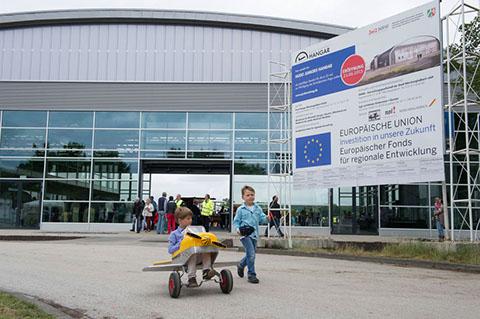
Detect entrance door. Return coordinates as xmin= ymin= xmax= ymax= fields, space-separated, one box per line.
xmin=331 ymin=186 xmax=378 ymax=235
xmin=0 ymin=180 xmax=42 ymax=229
xmin=139 ymin=160 xmax=233 ymax=231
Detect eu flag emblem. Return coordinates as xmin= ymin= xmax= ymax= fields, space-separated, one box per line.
xmin=296 ymin=132 xmax=331 ymax=169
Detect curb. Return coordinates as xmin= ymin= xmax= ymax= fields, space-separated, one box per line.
xmin=1 ymin=289 xmax=90 ymax=319
xmin=0 ymin=235 xmax=84 ymax=241
xmin=252 ymin=248 xmax=480 ymax=274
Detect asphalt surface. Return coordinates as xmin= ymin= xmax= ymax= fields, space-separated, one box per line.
xmin=0 ymin=236 xmax=479 ymax=319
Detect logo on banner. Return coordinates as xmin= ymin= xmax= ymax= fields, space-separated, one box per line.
xmin=368 ymin=109 xmax=381 ymax=121
xmin=296 ymin=133 xmax=332 ymax=169
xmin=295 ymin=51 xmax=308 ymax=63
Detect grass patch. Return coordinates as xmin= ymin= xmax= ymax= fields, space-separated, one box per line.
xmin=297 ymin=242 xmax=480 ymax=265
xmin=379 ymin=242 xmax=480 ymax=265
xmin=0 ymin=292 xmax=54 ymax=319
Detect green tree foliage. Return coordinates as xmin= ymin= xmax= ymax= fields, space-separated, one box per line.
xmin=448 ymin=16 xmax=480 ymax=98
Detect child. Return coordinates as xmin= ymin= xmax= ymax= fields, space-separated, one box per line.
xmin=168 ymin=207 xmax=215 ymax=287
xmin=233 ymin=185 xmax=268 ymax=284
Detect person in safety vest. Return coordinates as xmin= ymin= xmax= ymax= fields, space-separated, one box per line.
xmin=175 ymin=194 xmax=185 ymax=208
xmin=201 ymin=194 xmax=214 ymax=232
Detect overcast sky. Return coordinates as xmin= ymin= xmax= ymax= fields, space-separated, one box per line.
xmin=0 ymin=0 xmax=475 ymax=29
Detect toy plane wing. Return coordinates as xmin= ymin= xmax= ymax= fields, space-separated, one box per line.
xmin=143 ymin=263 xmax=184 ymax=272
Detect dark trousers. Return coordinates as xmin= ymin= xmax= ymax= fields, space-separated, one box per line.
xmin=201 ymin=215 xmax=211 ymax=232
xmin=265 ymin=217 xmax=284 ymax=236
xmin=135 ymin=216 xmax=143 ymax=233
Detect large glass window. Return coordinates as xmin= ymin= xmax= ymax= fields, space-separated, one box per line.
xmin=141 ymin=131 xmax=185 ymax=150
xmin=49 ymin=112 xmax=93 ymax=128
xmin=90 ymin=202 xmax=133 ymax=223
xmin=235 ymin=113 xmax=267 ymax=129
xmin=0 ymin=129 xmax=46 ymax=149
xmin=44 ymin=180 xmax=90 ymax=201
xmin=94 ymin=130 xmax=139 ymax=149
xmin=46 ymin=159 xmax=91 ymax=179
xmin=95 ymin=112 xmax=140 ymax=128
xmin=42 ymin=201 xmax=88 ymax=223
xmin=234 ymin=152 xmax=268 ymax=160
xmin=234 ymin=161 xmax=267 ymax=175
xmin=0 ymin=180 xmax=42 ymax=228
xmin=47 ymin=129 xmax=92 ymax=149
xmin=234 ymin=131 xmax=267 ymax=151
xmin=188 ymin=131 xmax=232 ymax=151
xmin=380 ymin=184 xmax=429 ymax=206
xmin=92 ymin=181 xmax=137 ymax=201
xmin=380 ymin=207 xmax=430 ymax=228
xmin=188 ymin=113 xmax=233 ymax=129
xmin=0 ymin=159 xmax=44 ymax=178
xmin=93 ymin=160 xmax=138 ymax=180
xmin=141 ymin=112 xmax=186 ymax=129
xmin=2 ymin=111 xmax=47 ymax=127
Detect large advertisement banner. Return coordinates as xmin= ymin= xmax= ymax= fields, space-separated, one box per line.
xmin=292 ymin=1 xmax=444 ymax=188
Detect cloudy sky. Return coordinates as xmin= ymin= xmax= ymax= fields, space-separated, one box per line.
xmin=0 ymin=0 xmax=475 ymax=29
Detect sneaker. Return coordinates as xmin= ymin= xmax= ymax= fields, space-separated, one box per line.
xmin=187 ymin=277 xmax=199 ymax=288
xmin=202 ymin=269 xmax=215 ymax=280
xmin=237 ymin=264 xmax=244 ymax=278
xmin=248 ymin=276 xmax=260 ymax=284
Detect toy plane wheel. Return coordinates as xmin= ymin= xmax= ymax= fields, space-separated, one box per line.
xmin=219 ymin=269 xmax=233 ymax=294
xmin=168 ymin=272 xmax=182 ymax=298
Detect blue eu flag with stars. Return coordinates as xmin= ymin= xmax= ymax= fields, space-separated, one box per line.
xmin=296 ymin=132 xmax=332 ymax=169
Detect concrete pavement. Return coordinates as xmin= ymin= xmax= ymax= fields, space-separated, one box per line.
xmin=0 ymin=236 xmax=479 ymax=319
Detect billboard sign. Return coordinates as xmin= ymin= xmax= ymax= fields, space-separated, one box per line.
xmin=292 ymin=1 xmax=445 ymax=188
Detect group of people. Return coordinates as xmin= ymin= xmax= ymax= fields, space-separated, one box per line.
xmin=130 ymin=193 xmax=217 ymax=234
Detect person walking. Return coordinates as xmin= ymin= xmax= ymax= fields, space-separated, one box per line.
xmin=150 ymin=195 xmax=158 ymax=230
xmin=265 ymin=195 xmax=284 ymax=237
xmin=233 ymin=185 xmax=268 ymax=284
xmin=143 ymin=197 xmax=154 ymax=232
xmin=156 ymin=192 xmax=168 ymax=234
xmin=200 ymin=194 xmax=214 ymax=232
xmin=130 ymin=197 xmax=144 ymax=233
xmin=434 ymin=197 xmax=445 ymax=241
xmin=166 ymin=196 xmax=177 ymax=234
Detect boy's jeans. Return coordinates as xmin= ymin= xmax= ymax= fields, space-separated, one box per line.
xmin=240 ymin=236 xmax=257 ymax=277
xmin=156 ymin=212 xmax=166 ymax=234
xmin=436 ymin=219 xmax=444 ymax=238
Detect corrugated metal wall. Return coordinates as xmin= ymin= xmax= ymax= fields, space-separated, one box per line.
xmin=0 ymin=24 xmax=321 ymax=82
xmin=0 ymin=81 xmax=282 ymax=112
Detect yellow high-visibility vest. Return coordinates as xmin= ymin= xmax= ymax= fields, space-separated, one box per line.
xmin=201 ymin=200 xmax=214 ymax=216
xmin=175 ymin=199 xmax=184 ymax=208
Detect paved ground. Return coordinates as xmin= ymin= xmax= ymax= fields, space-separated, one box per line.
xmin=0 ymin=236 xmax=479 ymax=319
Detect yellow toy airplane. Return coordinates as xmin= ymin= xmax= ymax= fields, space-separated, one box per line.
xmin=142 ymin=226 xmax=237 ymax=298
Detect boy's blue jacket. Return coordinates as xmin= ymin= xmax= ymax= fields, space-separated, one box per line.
xmin=233 ymin=203 xmax=267 ymax=240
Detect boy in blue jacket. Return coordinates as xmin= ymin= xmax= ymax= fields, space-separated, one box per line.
xmin=233 ymin=185 xmax=268 ymax=284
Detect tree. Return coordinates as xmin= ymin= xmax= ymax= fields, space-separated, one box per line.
xmin=447 ymin=16 xmax=480 ymax=100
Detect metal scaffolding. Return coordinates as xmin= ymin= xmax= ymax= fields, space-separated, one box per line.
xmin=443 ymin=0 xmax=480 ymax=241
xmin=267 ymin=61 xmax=293 ymax=248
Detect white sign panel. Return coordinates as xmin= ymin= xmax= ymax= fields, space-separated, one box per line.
xmin=292 ymin=1 xmax=444 ymax=188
